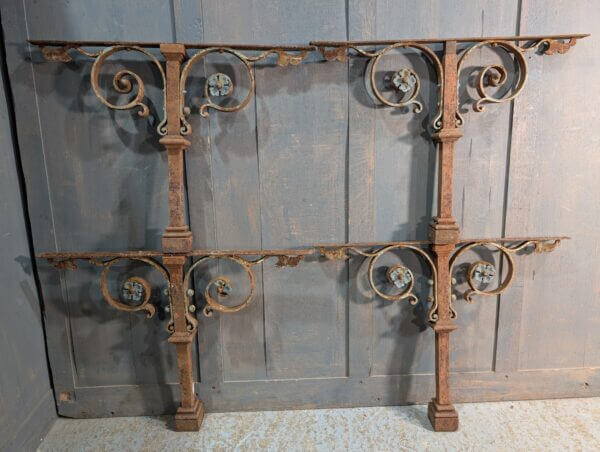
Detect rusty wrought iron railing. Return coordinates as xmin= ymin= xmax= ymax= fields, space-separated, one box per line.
xmin=31 ymin=33 xmax=587 ymax=432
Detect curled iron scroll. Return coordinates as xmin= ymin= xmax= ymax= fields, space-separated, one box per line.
xmin=319 ymin=43 xmax=444 ymax=130
xmin=98 ymin=257 xmax=170 ymax=319
xmin=90 ymin=45 xmax=168 ymax=135
xmin=184 ymin=253 xmax=304 ymax=316
xmin=449 ymin=239 xmax=561 ymax=308
xmin=449 ymin=242 xmax=515 ymax=304
xmin=184 ymin=255 xmax=256 ymax=315
xmin=368 ymin=43 xmax=444 ymax=129
xmin=179 ymin=48 xmax=308 ymax=135
xmin=456 ymin=40 xmax=527 ymax=125
xmin=320 ymin=244 xmax=439 ymax=322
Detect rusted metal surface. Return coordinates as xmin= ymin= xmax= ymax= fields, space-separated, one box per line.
xmin=314 ymin=35 xmax=586 ymax=130
xmin=310 ymin=33 xmax=588 ymax=46
xmin=31 ymin=33 xmax=583 ymax=433
xmin=30 ymin=39 xmax=314 ymax=50
xmin=42 ymin=236 xmax=565 ymax=325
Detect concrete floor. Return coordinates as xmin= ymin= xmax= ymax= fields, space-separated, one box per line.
xmin=38 ymin=398 xmax=600 ymax=451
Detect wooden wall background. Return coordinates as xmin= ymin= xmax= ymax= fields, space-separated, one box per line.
xmin=0 ymin=12 xmax=55 ymax=450
xmin=1 ymin=0 xmax=598 ymax=418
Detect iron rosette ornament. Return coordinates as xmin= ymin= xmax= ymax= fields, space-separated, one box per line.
xmin=45 ymin=255 xmax=183 ymax=331
xmin=183 ymin=253 xmax=305 ymax=317
xmin=318 ymin=42 xmax=444 ymax=130
xmin=449 ymin=238 xmax=563 ymax=310
xmin=178 ymin=47 xmax=309 ymax=135
xmin=319 ymin=244 xmax=440 ymax=323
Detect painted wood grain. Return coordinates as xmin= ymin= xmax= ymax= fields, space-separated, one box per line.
xmin=19 ymin=0 xmax=179 ymax=391
xmin=0 ymin=10 xmax=56 ymax=447
xmin=500 ymin=0 xmax=600 ymax=371
xmin=254 ymin=4 xmax=348 ymax=377
xmin=52 ymin=366 xmax=599 ymax=416
xmin=347 ymin=0 xmax=377 ymax=379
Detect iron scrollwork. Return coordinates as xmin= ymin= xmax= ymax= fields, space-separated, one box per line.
xmin=39 ymin=44 xmax=169 ymax=135
xmin=37 ymin=43 xmax=310 ymax=137
xmin=315 ymin=35 xmax=581 ymax=129
xmin=183 ymin=253 xmax=305 ymax=317
xmin=456 ymin=40 xmax=528 ymax=124
xmin=319 ymin=243 xmax=440 ymax=322
xmin=46 ymin=255 xmax=174 ymax=328
xmin=90 ymin=45 xmax=168 ymax=135
xmin=37 ymin=36 xmax=582 ymax=135
xmin=318 ymin=43 xmax=444 ymax=130
xmin=456 ymin=37 xmax=580 ymax=125
xmin=449 ymin=238 xmax=562 ymax=307
xmin=178 ymin=47 xmax=308 ymax=134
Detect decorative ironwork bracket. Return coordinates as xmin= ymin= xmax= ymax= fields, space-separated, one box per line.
xmin=30 ymin=33 xmax=587 ymax=433
xmin=312 ymin=34 xmax=586 ymax=130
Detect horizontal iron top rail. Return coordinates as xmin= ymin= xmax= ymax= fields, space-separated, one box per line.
xmin=311 ymin=34 xmax=589 ymax=47
xmin=38 ymin=236 xmax=568 ymax=260
xmin=28 ymin=39 xmax=314 ymax=51
xmin=28 ymin=34 xmax=589 ymax=51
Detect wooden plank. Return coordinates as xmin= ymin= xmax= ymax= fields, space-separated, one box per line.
xmin=0 ymin=0 xmax=78 ymax=408
xmin=16 ymin=0 xmax=178 ymax=395
xmin=183 ymin=0 xmax=268 ymax=383
xmin=60 ymin=366 xmax=600 ymax=416
xmin=499 ymin=0 xmax=600 ymax=371
xmin=347 ymin=0 xmax=377 ymax=379
xmin=0 ymin=21 xmax=56 ymax=448
xmin=251 ymin=0 xmax=348 ymax=379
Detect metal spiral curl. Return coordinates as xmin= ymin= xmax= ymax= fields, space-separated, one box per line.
xmin=369 ymin=244 xmax=438 ymax=322
xmin=90 ymin=45 xmax=168 ymax=135
xmin=358 ymin=43 xmax=444 ymax=130
xmin=321 ymin=244 xmax=439 ymax=322
xmin=456 ymin=40 xmax=527 ymax=124
xmin=98 ymin=257 xmax=170 ymax=319
xmin=451 ymin=242 xmax=515 ymax=303
xmin=179 ymin=48 xmax=308 ymax=135
xmin=449 ymin=239 xmax=561 ymax=305
xmin=184 ymin=255 xmax=257 ymax=316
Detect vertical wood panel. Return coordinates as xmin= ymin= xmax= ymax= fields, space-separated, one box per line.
xmin=252 ymin=0 xmax=348 ymax=378
xmin=257 ymin=60 xmax=348 ymax=378
xmin=20 ymin=0 xmax=178 ymax=393
xmin=347 ymin=0 xmax=377 ymax=378
xmin=501 ymin=0 xmax=600 ymax=371
xmin=0 ymin=16 xmax=56 ymax=448
xmin=182 ymin=0 xmax=269 ymax=382
xmin=1 ymin=0 xmax=76 ymax=406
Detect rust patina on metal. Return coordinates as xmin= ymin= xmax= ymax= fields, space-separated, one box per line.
xmin=31 ymin=33 xmax=586 ymax=432
xmin=313 ymin=33 xmax=585 ymax=431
